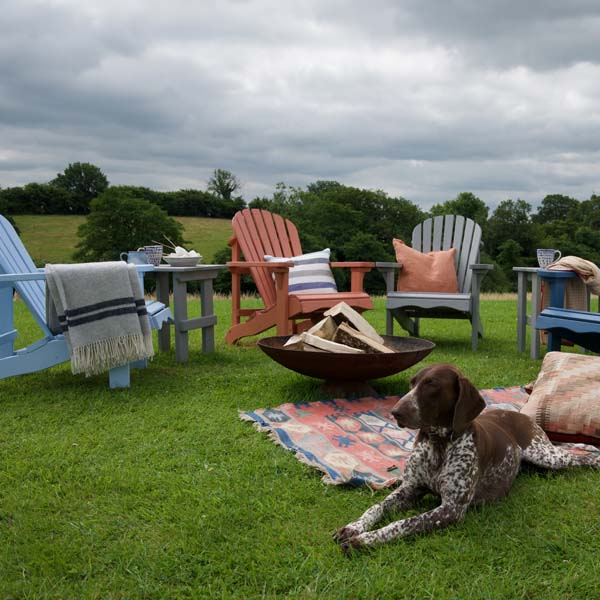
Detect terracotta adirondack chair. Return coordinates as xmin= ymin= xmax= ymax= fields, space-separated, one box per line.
xmin=0 ymin=214 xmax=171 ymax=388
xmin=225 ymin=208 xmax=375 ymax=344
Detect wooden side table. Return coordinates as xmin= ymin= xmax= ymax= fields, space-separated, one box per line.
xmin=153 ymin=264 xmax=224 ymax=362
xmin=513 ymin=266 xmax=543 ymax=359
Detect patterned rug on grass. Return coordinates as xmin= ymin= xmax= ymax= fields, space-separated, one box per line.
xmin=240 ymin=387 xmax=600 ymax=489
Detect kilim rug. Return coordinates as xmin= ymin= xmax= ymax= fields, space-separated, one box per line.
xmin=240 ymin=387 xmax=600 ymax=489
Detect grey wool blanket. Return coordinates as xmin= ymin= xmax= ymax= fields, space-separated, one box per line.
xmin=45 ymin=261 xmax=154 ymax=376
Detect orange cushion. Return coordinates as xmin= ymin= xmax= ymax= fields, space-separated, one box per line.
xmin=392 ymin=239 xmax=459 ymax=293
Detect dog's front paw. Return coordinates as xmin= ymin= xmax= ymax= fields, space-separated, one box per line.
xmin=339 ymin=534 xmax=367 ymax=555
xmin=333 ymin=524 xmax=363 ymax=544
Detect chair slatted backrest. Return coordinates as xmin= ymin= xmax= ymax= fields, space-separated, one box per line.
xmin=0 ymin=215 xmax=51 ymax=335
xmin=231 ymin=209 xmax=303 ymax=307
xmin=412 ymin=215 xmax=482 ymax=294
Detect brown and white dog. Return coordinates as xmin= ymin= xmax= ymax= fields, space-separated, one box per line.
xmin=333 ymin=363 xmax=600 ymax=552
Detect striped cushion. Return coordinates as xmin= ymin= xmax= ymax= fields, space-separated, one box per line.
xmin=264 ymin=248 xmax=338 ymax=294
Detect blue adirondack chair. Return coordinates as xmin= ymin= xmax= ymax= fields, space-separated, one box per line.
xmin=0 ymin=214 xmax=171 ymax=388
xmin=535 ymin=269 xmax=600 ymax=354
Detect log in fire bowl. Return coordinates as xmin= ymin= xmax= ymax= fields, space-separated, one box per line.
xmin=257 ymin=335 xmax=435 ymax=396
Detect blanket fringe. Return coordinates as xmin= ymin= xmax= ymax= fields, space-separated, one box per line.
xmin=71 ymin=333 xmax=154 ymax=376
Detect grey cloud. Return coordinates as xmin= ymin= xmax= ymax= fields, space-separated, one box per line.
xmin=1 ymin=0 xmax=600 ymax=211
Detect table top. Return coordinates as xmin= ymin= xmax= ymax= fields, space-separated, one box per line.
xmin=153 ymin=264 xmax=224 ymax=272
xmin=512 ymin=266 xmax=540 ymax=273
xmin=512 ymin=266 xmax=577 ymax=277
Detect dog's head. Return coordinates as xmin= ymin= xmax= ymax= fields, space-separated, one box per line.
xmin=391 ymin=363 xmax=486 ymax=435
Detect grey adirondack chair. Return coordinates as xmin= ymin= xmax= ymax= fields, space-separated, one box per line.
xmin=377 ymin=215 xmax=493 ymax=350
xmin=0 ymin=214 xmax=171 ymax=388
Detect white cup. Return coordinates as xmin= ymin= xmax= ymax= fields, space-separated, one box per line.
xmin=120 ymin=250 xmax=149 ymax=265
xmin=537 ymin=248 xmax=561 ymax=268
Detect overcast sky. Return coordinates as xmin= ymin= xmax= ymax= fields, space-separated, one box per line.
xmin=1 ymin=0 xmax=600 ymax=210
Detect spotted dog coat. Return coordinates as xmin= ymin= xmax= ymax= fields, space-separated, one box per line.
xmin=333 ymin=363 xmax=600 ymax=552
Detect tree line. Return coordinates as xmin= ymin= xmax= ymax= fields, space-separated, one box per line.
xmin=0 ymin=163 xmax=245 ymax=218
xmin=236 ymin=183 xmax=600 ymax=294
xmin=2 ymin=163 xmax=599 ymax=293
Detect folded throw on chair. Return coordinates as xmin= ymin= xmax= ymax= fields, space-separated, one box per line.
xmin=45 ymin=261 xmax=154 ymax=376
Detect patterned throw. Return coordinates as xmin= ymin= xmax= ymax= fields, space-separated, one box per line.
xmin=45 ymin=261 xmax=154 ymax=376
xmin=241 ymin=387 xmax=600 ymax=488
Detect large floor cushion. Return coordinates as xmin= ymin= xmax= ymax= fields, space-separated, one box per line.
xmin=521 ymin=351 xmax=600 ymax=445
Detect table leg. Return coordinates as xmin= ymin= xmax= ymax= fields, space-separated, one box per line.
xmin=530 ymin=274 xmax=541 ymax=359
xmin=516 ymin=272 xmax=526 ymax=353
xmin=173 ymin=273 xmax=189 ymax=362
xmin=155 ymin=272 xmax=171 ymax=352
xmin=200 ymin=278 xmax=215 ymax=353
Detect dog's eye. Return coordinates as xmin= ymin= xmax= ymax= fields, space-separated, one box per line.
xmin=422 ymin=377 xmax=438 ymax=388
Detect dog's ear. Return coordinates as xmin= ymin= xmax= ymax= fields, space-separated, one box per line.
xmin=452 ymin=375 xmax=486 ymax=434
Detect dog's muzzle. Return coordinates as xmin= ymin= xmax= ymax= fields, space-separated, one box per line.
xmin=391 ymin=388 xmax=421 ymax=429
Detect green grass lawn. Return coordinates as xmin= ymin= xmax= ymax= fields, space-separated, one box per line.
xmin=1 ymin=296 xmax=599 ymax=599
xmin=13 ymin=215 xmax=231 ymax=266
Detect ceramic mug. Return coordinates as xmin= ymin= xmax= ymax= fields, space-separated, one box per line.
xmin=537 ymin=248 xmax=561 ymax=268
xmin=138 ymin=245 xmax=163 ymax=266
xmin=120 ymin=250 xmax=149 ymax=265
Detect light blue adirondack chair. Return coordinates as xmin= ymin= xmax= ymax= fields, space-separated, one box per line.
xmin=0 ymin=214 xmax=171 ymax=388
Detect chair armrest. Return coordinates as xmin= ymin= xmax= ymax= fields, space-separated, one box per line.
xmin=376 ymin=262 xmax=404 ymax=293
xmin=470 ymin=264 xmax=494 ymax=273
xmin=470 ymin=264 xmax=494 ymax=289
xmin=227 ymin=261 xmax=294 ymax=270
xmin=225 ymin=260 xmax=294 ymax=274
xmin=375 ymin=262 xmax=403 ymax=270
xmin=0 ymin=272 xmax=46 ymax=284
xmin=330 ymin=262 xmax=374 ymax=293
xmin=470 ymin=265 xmax=493 ymax=299
xmin=330 ymin=261 xmax=375 ymax=269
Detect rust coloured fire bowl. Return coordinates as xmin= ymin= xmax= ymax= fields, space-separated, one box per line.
xmin=258 ymin=335 xmax=435 ymax=394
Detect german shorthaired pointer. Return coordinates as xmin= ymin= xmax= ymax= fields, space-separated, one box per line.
xmin=333 ymin=363 xmax=600 ymax=552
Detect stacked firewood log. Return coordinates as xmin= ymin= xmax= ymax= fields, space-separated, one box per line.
xmin=283 ymin=302 xmax=394 ymax=354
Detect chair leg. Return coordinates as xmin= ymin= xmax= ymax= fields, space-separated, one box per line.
xmin=546 ymin=331 xmax=562 ymax=352
xmin=386 ymin=309 xmax=394 ymax=336
xmin=391 ymin=308 xmax=418 ymax=336
xmin=109 ymin=363 xmax=131 ymax=388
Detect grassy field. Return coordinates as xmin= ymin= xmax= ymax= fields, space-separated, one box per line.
xmin=13 ymin=215 xmax=232 ymax=266
xmin=1 ymin=296 xmax=599 ymax=599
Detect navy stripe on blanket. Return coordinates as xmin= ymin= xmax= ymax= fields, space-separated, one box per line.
xmin=59 ymin=306 xmax=147 ymax=331
xmin=60 ymin=296 xmax=136 ymax=318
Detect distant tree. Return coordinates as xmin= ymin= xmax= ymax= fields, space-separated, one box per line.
xmin=496 ymin=239 xmax=524 ymax=271
xmin=51 ymin=162 xmax=109 ymax=213
xmin=74 ymin=188 xmax=185 ymax=262
xmin=532 ymin=194 xmax=579 ymax=224
xmin=430 ymin=192 xmax=489 ymax=225
xmin=0 ymin=192 xmax=18 ymax=232
xmin=25 ymin=183 xmax=75 ymax=213
xmin=248 ymin=180 xmax=424 ymax=294
xmin=576 ymin=195 xmax=600 ymax=229
xmin=207 ymin=169 xmax=241 ymax=202
xmin=533 ymin=194 xmax=600 ymax=266
xmin=0 ymin=183 xmax=75 ymax=214
xmin=485 ymin=199 xmax=542 ymax=258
